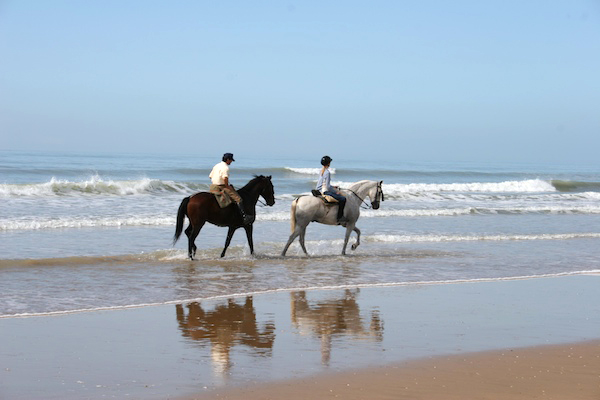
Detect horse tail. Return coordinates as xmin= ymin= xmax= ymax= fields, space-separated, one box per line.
xmin=290 ymin=197 xmax=298 ymax=233
xmin=173 ymin=196 xmax=190 ymax=245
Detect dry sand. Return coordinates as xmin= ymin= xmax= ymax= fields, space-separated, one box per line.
xmin=188 ymin=340 xmax=600 ymax=400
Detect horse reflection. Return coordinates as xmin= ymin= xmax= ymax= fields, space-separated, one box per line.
xmin=175 ymin=296 xmax=275 ymax=376
xmin=290 ymin=289 xmax=383 ymax=365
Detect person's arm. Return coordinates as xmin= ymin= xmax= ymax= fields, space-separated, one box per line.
xmin=324 ymin=170 xmax=334 ymax=193
xmin=328 ymin=171 xmax=341 ymax=194
xmin=222 ymin=163 xmax=232 ymax=188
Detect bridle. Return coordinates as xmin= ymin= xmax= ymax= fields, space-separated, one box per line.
xmin=256 ymin=177 xmax=275 ymax=207
xmin=344 ymin=181 xmax=384 ymax=209
xmin=371 ymin=181 xmax=385 ymax=209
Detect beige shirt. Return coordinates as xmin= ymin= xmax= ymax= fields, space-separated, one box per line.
xmin=209 ymin=161 xmax=230 ymax=185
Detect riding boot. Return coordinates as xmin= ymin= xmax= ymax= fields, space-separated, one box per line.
xmin=337 ymin=201 xmax=348 ymax=223
xmin=236 ymin=201 xmax=254 ymax=225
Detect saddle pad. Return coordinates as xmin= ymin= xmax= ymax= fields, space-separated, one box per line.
xmin=310 ymin=190 xmax=338 ymax=204
xmin=209 ymin=185 xmax=233 ymax=208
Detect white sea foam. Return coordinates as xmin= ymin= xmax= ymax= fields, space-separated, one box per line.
xmin=336 ymin=179 xmax=556 ymax=195
xmin=0 ymin=216 xmax=175 ymax=231
xmin=359 ymin=205 xmax=600 ymax=218
xmin=0 ymin=176 xmax=203 ymax=197
xmin=4 ymin=204 xmax=600 ymax=231
xmin=285 ymin=167 xmax=336 ymax=175
xmin=367 ymin=232 xmax=600 ymax=243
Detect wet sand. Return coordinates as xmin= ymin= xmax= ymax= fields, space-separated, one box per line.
xmin=1 ymin=275 xmax=599 ymax=399
xmin=188 ymin=340 xmax=600 ymax=400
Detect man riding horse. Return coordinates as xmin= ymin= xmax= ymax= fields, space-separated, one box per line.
xmin=209 ymin=153 xmax=253 ymax=225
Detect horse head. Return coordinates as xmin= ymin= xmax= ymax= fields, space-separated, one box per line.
xmin=240 ymin=175 xmax=275 ymax=206
xmin=370 ymin=180 xmax=384 ymax=210
xmin=259 ymin=175 xmax=276 ymax=206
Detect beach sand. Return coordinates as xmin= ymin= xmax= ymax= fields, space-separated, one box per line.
xmin=1 ymin=275 xmax=599 ymax=399
xmin=188 ymin=340 xmax=600 ymax=400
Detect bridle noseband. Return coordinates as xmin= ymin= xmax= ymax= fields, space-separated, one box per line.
xmin=371 ymin=181 xmax=384 ymax=209
xmin=257 ymin=177 xmax=275 ymax=207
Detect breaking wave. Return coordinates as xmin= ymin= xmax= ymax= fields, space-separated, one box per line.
xmin=285 ymin=167 xmax=336 ymax=175
xmin=4 ymin=205 xmax=600 ymax=231
xmin=367 ymin=232 xmax=600 ymax=243
xmin=4 ymin=177 xmax=599 ymax=199
xmin=339 ymin=179 xmax=557 ymax=194
xmin=0 ymin=175 xmax=207 ymax=197
xmin=0 ymin=215 xmax=176 ymax=231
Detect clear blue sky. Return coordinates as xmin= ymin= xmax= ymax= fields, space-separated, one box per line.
xmin=1 ymin=1 xmax=599 ymax=164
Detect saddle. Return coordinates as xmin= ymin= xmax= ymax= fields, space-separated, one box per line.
xmin=210 ymin=185 xmax=233 ymax=208
xmin=311 ymin=190 xmax=339 ymax=204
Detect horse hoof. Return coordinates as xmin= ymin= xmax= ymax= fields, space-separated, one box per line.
xmin=351 ymin=244 xmax=357 ymax=250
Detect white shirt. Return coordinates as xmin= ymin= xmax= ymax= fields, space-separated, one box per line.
xmin=209 ymin=161 xmax=230 ymax=185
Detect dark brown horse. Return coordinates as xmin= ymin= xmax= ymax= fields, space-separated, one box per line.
xmin=174 ymin=175 xmax=275 ymax=259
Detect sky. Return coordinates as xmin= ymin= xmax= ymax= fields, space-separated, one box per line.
xmin=1 ymin=1 xmax=599 ymax=165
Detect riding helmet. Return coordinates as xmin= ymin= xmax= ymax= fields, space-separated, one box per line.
xmin=321 ymin=155 xmax=332 ymax=166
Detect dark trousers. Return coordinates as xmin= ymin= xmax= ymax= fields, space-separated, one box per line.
xmin=324 ymin=191 xmax=346 ymax=220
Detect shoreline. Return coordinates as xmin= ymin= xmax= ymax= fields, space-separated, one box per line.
xmin=4 ymin=271 xmax=596 ymax=319
xmin=186 ymin=339 xmax=600 ymax=400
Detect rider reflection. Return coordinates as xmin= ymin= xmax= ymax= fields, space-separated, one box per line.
xmin=290 ymin=289 xmax=384 ymax=365
xmin=175 ymin=297 xmax=275 ymax=376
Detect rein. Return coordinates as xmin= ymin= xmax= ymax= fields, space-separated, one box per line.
xmin=344 ymin=189 xmax=371 ymax=209
xmin=342 ymin=182 xmax=384 ymax=209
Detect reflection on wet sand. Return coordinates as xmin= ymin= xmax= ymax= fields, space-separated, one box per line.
xmin=175 ymin=297 xmax=275 ymax=376
xmin=175 ymin=289 xmax=384 ymax=377
xmin=291 ymin=289 xmax=384 ymax=365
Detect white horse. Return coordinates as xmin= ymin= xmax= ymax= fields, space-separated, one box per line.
xmin=281 ymin=180 xmax=384 ymax=256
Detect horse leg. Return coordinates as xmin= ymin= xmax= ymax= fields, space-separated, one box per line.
xmin=281 ymin=230 xmax=299 ymax=256
xmin=184 ymin=225 xmax=196 ymax=258
xmin=282 ymin=223 xmax=309 ymax=256
xmin=221 ymin=226 xmax=237 ymax=258
xmin=341 ymin=224 xmax=356 ymax=255
xmin=244 ymin=224 xmax=254 ymax=255
xmin=299 ymin=227 xmax=308 ymax=255
xmin=351 ymin=226 xmax=361 ymax=251
xmin=188 ymin=222 xmax=204 ymax=260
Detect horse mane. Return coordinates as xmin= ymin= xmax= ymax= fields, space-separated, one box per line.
xmin=238 ymin=175 xmax=269 ymax=194
xmin=347 ymin=180 xmax=371 ymax=191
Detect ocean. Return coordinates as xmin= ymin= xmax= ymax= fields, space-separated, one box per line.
xmin=1 ymin=150 xmax=599 ymax=318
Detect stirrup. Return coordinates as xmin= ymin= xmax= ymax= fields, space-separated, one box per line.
xmin=242 ymin=214 xmax=254 ymax=225
xmin=236 ymin=203 xmax=252 ymax=225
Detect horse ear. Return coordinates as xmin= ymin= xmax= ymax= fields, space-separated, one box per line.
xmin=380 ymin=180 xmax=383 ymax=184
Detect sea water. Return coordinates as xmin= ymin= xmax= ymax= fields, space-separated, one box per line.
xmin=1 ymin=150 xmax=599 ymax=317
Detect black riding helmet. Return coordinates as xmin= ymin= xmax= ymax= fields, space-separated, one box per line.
xmin=321 ymin=155 xmax=332 ymax=166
